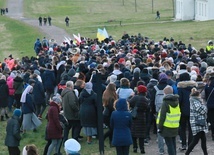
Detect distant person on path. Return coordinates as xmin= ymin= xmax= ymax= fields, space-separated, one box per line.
xmin=38 ymin=16 xmax=42 ymax=26
xmin=65 ymin=16 xmax=69 ymax=27
xmin=5 ymin=8 xmax=8 ymax=13
xmin=43 ymin=17 xmax=47 ymax=26
xmin=156 ymin=11 xmax=160 ymax=19
xmin=34 ymin=38 xmax=42 ymax=55
xmin=48 ymin=16 xmax=52 ymax=26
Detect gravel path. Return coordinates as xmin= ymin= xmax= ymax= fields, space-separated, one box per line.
xmin=6 ymin=0 xmax=72 ymax=43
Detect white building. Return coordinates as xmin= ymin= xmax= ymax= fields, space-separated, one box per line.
xmin=175 ymin=0 xmax=214 ymax=21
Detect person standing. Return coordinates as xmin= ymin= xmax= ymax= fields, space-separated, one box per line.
xmin=157 ymin=86 xmax=181 ymax=155
xmin=13 ymin=71 xmax=24 ymax=109
xmin=111 ymin=98 xmax=133 ymax=155
xmin=0 ymin=75 xmax=9 ymax=121
xmin=5 ymin=109 xmax=22 ymax=155
xmin=48 ymin=16 xmax=52 ymax=26
xmin=79 ymin=82 xmax=97 ymax=144
xmin=102 ymin=83 xmax=117 ymax=147
xmin=61 ymin=81 xmax=81 ymax=143
xmin=156 ymin=11 xmax=160 ymax=19
xmin=34 ymin=38 xmax=42 ymax=56
xmin=128 ymin=85 xmax=149 ymax=154
xmin=38 ymin=16 xmax=42 ymax=26
xmin=185 ymin=88 xmax=208 ymax=155
xmin=65 ymin=16 xmax=69 ymax=27
xmin=46 ymin=96 xmax=63 ymax=155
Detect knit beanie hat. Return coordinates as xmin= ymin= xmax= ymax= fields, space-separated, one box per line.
xmin=52 ymin=96 xmax=62 ymax=104
xmin=179 ymin=72 xmax=190 ymax=81
xmin=110 ymin=75 xmax=117 ymax=83
xmin=159 ymin=73 xmax=168 ymax=81
xmin=13 ymin=109 xmax=22 ymax=117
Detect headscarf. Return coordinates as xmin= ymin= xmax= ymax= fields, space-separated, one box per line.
xmin=20 ymin=85 xmax=33 ymax=103
xmin=85 ymin=82 xmax=92 ymax=94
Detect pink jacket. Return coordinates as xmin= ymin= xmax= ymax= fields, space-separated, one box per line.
xmin=7 ymin=76 xmax=15 ymax=95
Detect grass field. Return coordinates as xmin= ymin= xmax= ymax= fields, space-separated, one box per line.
xmin=0 ymin=0 xmax=214 ymax=154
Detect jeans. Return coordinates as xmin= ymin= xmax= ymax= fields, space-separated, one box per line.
xmin=180 ymin=115 xmax=193 ymax=147
xmin=158 ymin=133 xmax=165 ymax=154
xmin=185 ymin=131 xmax=208 ymax=155
xmin=8 ymin=95 xmax=15 ymax=112
xmin=47 ymin=139 xmax=62 ymax=155
xmin=116 ymin=146 xmax=130 ymax=155
xmin=164 ymin=137 xmax=176 ymax=155
xmin=63 ymin=120 xmax=81 ymax=143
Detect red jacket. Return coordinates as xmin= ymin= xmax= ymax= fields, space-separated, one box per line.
xmin=47 ymin=101 xmax=62 ymax=139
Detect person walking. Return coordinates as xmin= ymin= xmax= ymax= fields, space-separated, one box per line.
xmin=185 ymin=88 xmax=208 ymax=155
xmin=65 ymin=16 xmax=69 ymax=27
xmin=48 ymin=16 xmax=51 ymax=26
xmin=111 ymin=98 xmax=133 ymax=155
xmin=43 ymin=17 xmax=47 ymax=26
xmin=5 ymin=109 xmax=22 ymax=155
xmin=157 ymin=86 xmax=181 ymax=155
xmin=38 ymin=16 xmax=42 ymax=26
xmin=0 ymin=75 xmax=9 ymax=121
xmin=156 ymin=11 xmax=160 ymax=19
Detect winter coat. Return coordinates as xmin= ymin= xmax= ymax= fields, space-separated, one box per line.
xmin=189 ymin=97 xmax=208 ymax=136
xmin=13 ymin=76 xmax=24 ymax=95
xmin=42 ymin=70 xmax=56 ymax=90
xmin=32 ymin=78 xmax=45 ymax=105
xmin=0 ymin=79 xmax=9 ymax=108
xmin=21 ymin=93 xmax=35 ymax=114
xmin=129 ymin=94 xmax=149 ymax=138
xmin=111 ymin=99 xmax=133 ymax=146
xmin=6 ymin=76 xmax=15 ymax=95
xmin=47 ymin=101 xmax=63 ymax=139
xmin=205 ymin=80 xmax=214 ymax=109
xmin=79 ymin=89 xmax=97 ymax=127
xmin=5 ymin=116 xmax=21 ymax=147
xmin=158 ymin=94 xmax=180 ymax=137
xmin=177 ymin=80 xmax=197 ymax=116
xmin=61 ymin=88 xmax=79 ymax=120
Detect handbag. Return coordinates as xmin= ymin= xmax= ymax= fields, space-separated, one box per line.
xmin=131 ymin=106 xmax=138 ymax=119
xmin=195 ymin=118 xmax=206 ymax=127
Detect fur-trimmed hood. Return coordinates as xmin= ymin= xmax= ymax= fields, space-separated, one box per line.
xmin=177 ymin=80 xmax=198 ymax=88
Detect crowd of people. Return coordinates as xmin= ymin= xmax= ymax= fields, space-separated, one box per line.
xmin=1 ymin=7 xmax=8 ymax=15
xmin=1 ymin=33 xmax=214 ymax=155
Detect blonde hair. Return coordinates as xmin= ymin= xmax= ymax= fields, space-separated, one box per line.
xmin=190 ymin=88 xmax=200 ymax=96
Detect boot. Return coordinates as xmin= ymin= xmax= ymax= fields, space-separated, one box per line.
xmin=1 ymin=116 xmax=4 ymax=121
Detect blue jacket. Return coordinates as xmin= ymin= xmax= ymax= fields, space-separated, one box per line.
xmin=110 ymin=99 xmax=133 ymax=146
xmin=32 ymin=78 xmax=45 ymax=105
xmin=22 ymin=94 xmax=35 ymax=114
xmin=42 ymin=70 xmax=56 ymax=90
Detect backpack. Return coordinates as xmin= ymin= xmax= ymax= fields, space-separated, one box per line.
xmin=154 ymin=85 xmax=165 ymax=113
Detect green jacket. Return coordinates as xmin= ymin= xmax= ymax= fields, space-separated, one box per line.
xmin=158 ymin=94 xmax=180 ymax=138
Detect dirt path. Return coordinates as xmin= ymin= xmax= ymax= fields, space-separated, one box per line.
xmin=6 ymin=0 xmax=72 ymax=44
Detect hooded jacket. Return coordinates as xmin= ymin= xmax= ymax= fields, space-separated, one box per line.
xmin=110 ymin=99 xmax=133 ymax=146
xmin=158 ymin=94 xmax=180 ymax=137
xmin=177 ymin=80 xmax=197 ymax=116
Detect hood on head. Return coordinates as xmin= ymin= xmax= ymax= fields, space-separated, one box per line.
xmin=115 ymin=98 xmax=128 ymax=111
xmin=163 ymin=94 xmax=179 ymax=108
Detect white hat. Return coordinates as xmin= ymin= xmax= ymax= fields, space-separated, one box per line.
xmin=22 ymin=146 xmax=27 ymax=155
xmin=64 ymin=138 xmax=81 ymax=154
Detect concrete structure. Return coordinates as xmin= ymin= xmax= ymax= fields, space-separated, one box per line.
xmin=175 ymin=0 xmax=214 ymax=21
